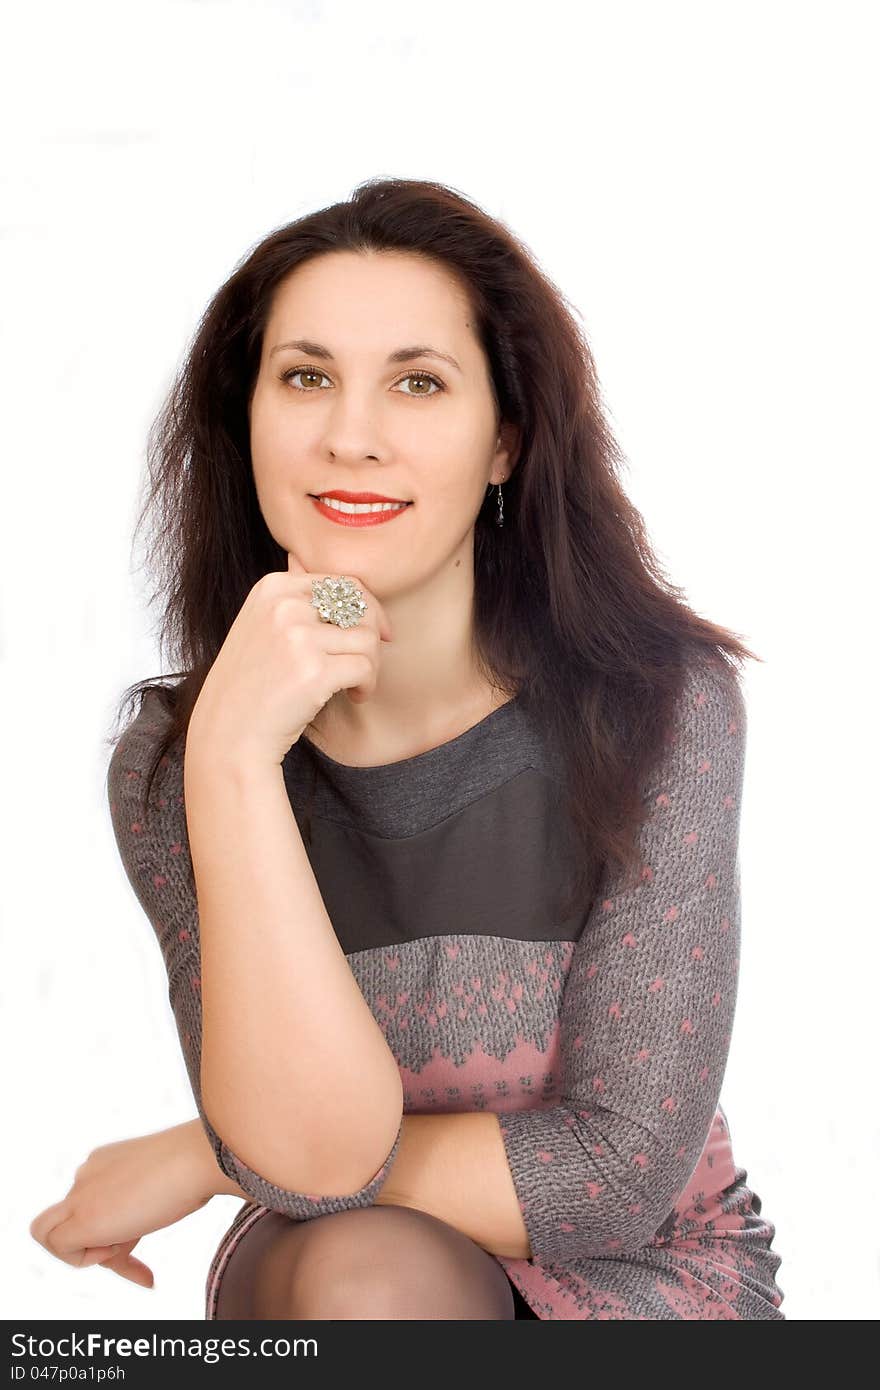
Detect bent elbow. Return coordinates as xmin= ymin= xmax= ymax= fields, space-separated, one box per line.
xmin=309 ymin=1103 xmax=404 ymax=1199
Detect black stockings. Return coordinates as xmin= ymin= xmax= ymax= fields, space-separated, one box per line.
xmin=213 ymin=1203 xmax=538 ymax=1320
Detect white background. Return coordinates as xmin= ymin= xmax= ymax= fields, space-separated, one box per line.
xmin=4 ymin=0 xmax=877 ymax=1323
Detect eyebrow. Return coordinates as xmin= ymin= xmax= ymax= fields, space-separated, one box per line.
xmin=268 ymin=338 xmax=462 ymax=374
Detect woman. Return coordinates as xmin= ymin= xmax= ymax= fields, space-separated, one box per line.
xmin=32 ymin=177 xmax=785 ymax=1319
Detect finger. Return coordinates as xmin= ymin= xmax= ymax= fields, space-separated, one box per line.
xmin=78 ymin=1243 xmax=125 ymax=1268
xmin=29 ymin=1199 xmax=72 ymax=1243
xmin=98 ymin=1250 xmax=154 ymax=1287
xmin=45 ymin=1213 xmax=126 ymax=1266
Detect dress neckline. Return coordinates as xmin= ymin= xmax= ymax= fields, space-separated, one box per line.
xmin=297 ymin=689 xmax=522 ymax=775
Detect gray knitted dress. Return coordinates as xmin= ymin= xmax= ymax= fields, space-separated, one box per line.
xmin=107 ymin=648 xmax=785 ymax=1319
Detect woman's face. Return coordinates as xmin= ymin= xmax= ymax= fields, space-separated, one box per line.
xmin=248 ymin=249 xmax=517 ymax=598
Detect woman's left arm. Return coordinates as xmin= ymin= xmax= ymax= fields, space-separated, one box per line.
xmin=491 ymin=653 xmax=748 ymax=1266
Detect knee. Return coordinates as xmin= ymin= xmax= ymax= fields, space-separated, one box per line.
xmin=292 ymin=1256 xmax=406 ymax=1320
xmin=286 ymin=1206 xmax=417 ymax=1315
xmin=285 ymin=1204 xmax=511 ymax=1321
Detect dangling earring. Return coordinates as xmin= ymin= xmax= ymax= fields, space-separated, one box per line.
xmin=492 ymin=434 xmax=506 ymax=527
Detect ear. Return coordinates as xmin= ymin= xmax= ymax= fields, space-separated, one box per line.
xmin=495 ymin=420 xmax=522 ymax=478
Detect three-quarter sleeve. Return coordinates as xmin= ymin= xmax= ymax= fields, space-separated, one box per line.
xmin=498 ymin=654 xmax=747 ymax=1263
xmin=106 ymin=691 xmax=403 ymax=1218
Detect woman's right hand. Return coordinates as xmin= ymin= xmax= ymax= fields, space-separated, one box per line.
xmin=187 ymin=551 xmax=394 ymax=767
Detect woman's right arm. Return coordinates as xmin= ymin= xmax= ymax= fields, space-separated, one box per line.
xmin=106 ymin=693 xmax=404 ymax=1220
xmin=184 ymin=722 xmax=403 ymax=1199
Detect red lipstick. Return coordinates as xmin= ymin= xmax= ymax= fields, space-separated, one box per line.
xmin=309 ymin=490 xmax=413 ymax=528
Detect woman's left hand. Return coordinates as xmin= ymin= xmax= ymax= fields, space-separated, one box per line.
xmin=29 ymin=1121 xmax=216 ymax=1288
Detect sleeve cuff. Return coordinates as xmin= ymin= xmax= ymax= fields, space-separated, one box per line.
xmin=208 ymin=1111 xmax=405 ymax=1220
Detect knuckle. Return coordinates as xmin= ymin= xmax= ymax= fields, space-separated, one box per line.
xmin=300 ymin=659 xmax=324 ymax=688
xmin=268 ymin=599 xmax=292 ymax=633
xmin=281 ymin=613 xmax=310 ymax=647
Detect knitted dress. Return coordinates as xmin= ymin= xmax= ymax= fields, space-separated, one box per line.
xmin=106 ymin=649 xmax=785 ymax=1320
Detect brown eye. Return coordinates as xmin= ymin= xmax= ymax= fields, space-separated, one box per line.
xmin=281 ymin=368 xmax=330 ymax=391
xmin=394 ymin=373 xmax=443 ymax=397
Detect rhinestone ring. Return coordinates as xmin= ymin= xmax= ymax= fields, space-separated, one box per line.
xmin=310 ymin=575 xmax=368 ymax=630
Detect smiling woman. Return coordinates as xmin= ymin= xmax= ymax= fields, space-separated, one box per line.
xmin=245 ymin=247 xmax=517 ymax=647
xmin=105 ymin=176 xmax=785 ymax=1320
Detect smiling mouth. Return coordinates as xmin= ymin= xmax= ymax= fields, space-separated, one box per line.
xmin=308 ymin=495 xmax=413 ymax=526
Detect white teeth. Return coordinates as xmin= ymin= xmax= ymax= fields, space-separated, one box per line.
xmin=317 ymin=497 xmax=407 ymax=514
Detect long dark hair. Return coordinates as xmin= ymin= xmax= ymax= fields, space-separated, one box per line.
xmin=108 ymin=175 xmax=760 ymax=921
